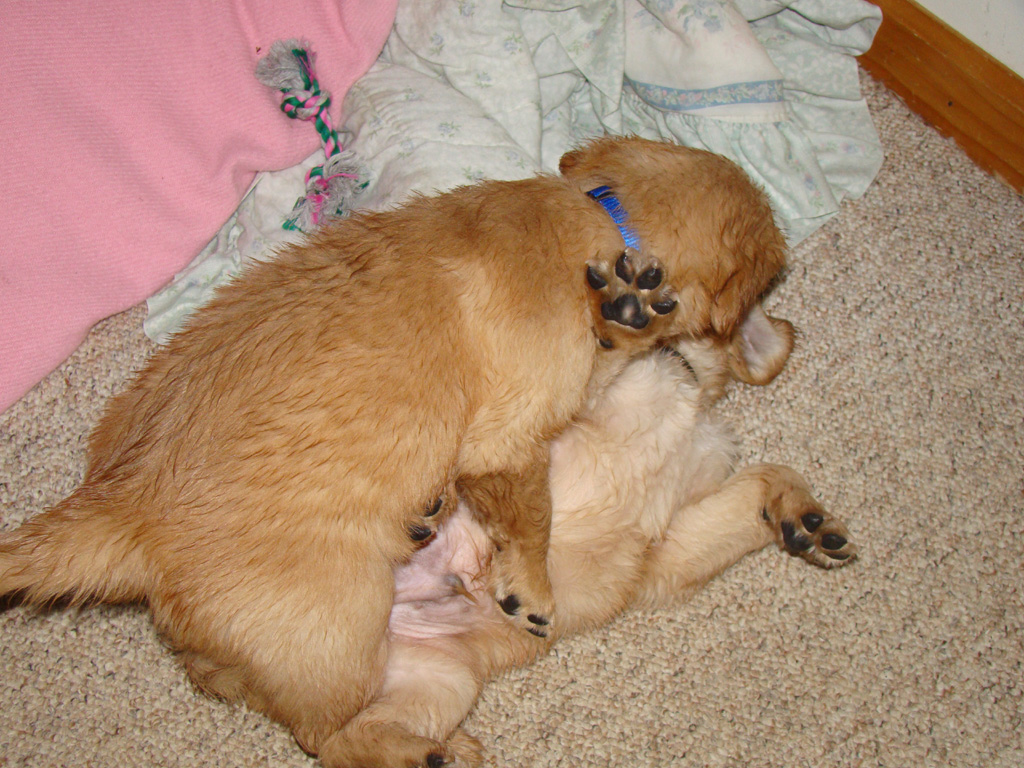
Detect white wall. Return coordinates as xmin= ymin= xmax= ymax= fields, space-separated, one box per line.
xmin=917 ymin=0 xmax=1024 ymax=77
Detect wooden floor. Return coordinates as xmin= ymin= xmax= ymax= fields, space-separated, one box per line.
xmin=859 ymin=0 xmax=1024 ymax=193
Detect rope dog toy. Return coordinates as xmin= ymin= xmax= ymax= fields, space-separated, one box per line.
xmin=256 ymin=39 xmax=363 ymax=232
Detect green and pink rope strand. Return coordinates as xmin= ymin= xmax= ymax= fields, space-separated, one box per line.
xmin=256 ymin=40 xmax=363 ymax=232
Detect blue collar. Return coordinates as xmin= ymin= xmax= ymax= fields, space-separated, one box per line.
xmin=586 ymin=185 xmax=641 ymax=250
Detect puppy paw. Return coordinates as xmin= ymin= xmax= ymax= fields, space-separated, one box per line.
xmin=490 ymin=546 xmax=555 ymax=638
xmin=758 ymin=465 xmax=857 ymax=568
xmin=587 ymin=248 xmax=678 ymax=350
xmin=407 ymin=494 xmax=451 ymax=546
xmin=321 ymin=722 xmax=449 ymax=768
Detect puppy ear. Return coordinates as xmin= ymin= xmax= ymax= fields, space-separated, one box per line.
xmin=727 ymin=303 xmax=795 ymax=385
xmin=558 ymin=147 xmax=584 ymax=176
xmin=709 ymin=203 xmax=789 ymax=337
xmin=558 ymin=137 xmax=616 ymax=183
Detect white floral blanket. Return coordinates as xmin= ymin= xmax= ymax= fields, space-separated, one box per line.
xmin=146 ymin=0 xmax=883 ymax=343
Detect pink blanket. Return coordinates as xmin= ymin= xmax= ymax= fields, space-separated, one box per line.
xmin=0 ymin=1 xmax=397 ymax=414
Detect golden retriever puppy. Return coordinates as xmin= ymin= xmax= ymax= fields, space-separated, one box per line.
xmin=0 ymin=138 xmax=786 ymax=761
xmin=335 ymin=302 xmax=857 ymax=768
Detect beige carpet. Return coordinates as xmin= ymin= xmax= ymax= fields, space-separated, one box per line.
xmin=2 ymin=73 xmax=1022 ymax=767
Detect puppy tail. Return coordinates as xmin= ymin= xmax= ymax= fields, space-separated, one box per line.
xmin=0 ymin=489 xmax=149 ymax=607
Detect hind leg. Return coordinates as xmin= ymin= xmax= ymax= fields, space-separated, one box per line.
xmin=173 ymin=612 xmax=391 ymax=757
xmin=635 ymin=464 xmax=856 ymax=609
xmin=170 ymin=618 xmax=389 ymax=757
xmin=320 ymin=641 xmax=488 ymax=768
xmin=153 ymin=544 xmax=397 ymax=756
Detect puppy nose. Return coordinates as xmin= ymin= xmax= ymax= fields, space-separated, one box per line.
xmin=601 ymin=295 xmax=649 ymax=329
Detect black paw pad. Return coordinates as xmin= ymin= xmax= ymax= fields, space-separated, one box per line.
xmin=425 ymin=497 xmax=444 ymax=518
xmin=527 ymin=626 xmax=548 ymax=638
xmin=499 ymin=595 xmax=521 ymax=616
xmin=821 ymin=533 xmax=847 ymax=551
xmin=801 ymin=512 xmax=824 ymax=532
xmin=527 ymin=613 xmax=549 ymax=626
xmin=586 ymin=265 xmax=608 ymax=289
xmin=781 ymin=521 xmax=811 ymax=553
xmin=426 ymin=753 xmax=446 ymax=768
xmin=636 ymin=266 xmax=663 ymax=290
xmin=409 ymin=524 xmax=433 ymax=542
xmin=601 ymin=295 xmax=649 ymax=329
xmin=651 ymin=298 xmax=677 ymax=315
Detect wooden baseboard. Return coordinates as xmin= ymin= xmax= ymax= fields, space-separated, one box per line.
xmin=859 ymin=0 xmax=1024 ymax=192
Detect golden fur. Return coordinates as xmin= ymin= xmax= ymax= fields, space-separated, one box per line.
xmin=0 ymin=138 xmax=788 ymax=762
xmin=340 ymin=303 xmax=857 ymax=767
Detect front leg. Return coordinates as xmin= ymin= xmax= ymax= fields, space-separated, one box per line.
xmin=634 ymin=464 xmax=856 ymax=610
xmin=459 ymin=454 xmax=555 ymax=638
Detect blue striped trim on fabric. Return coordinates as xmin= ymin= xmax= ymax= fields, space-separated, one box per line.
xmin=628 ymin=78 xmax=785 ymax=112
xmin=586 ymin=185 xmax=641 ymax=250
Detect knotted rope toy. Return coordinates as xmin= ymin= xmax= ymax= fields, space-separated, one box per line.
xmin=255 ymin=39 xmax=363 ymax=232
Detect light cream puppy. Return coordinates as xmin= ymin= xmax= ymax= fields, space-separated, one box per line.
xmin=339 ymin=302 xmax=857 ymax=768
